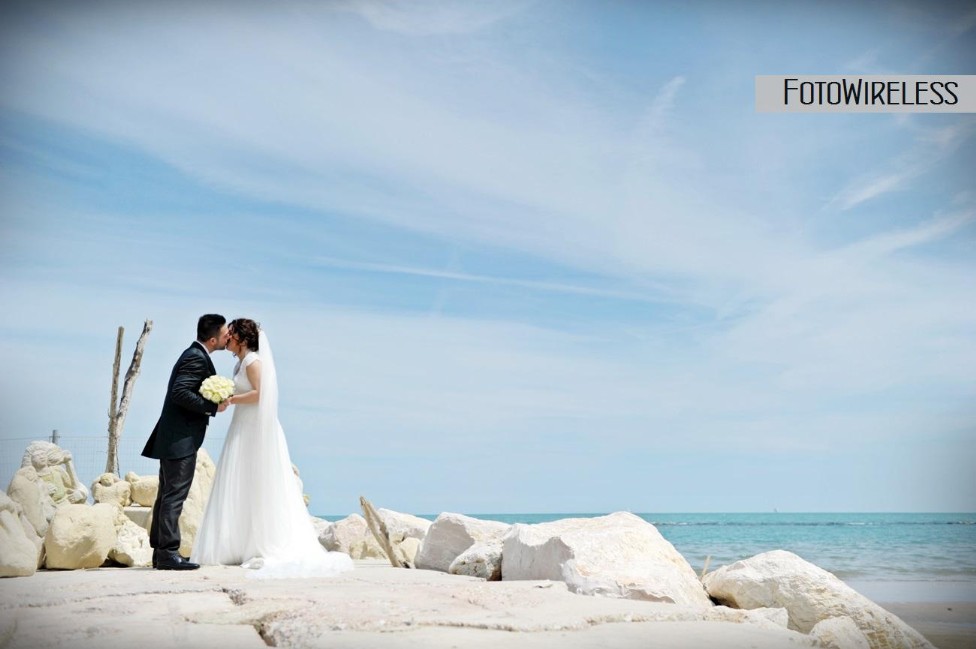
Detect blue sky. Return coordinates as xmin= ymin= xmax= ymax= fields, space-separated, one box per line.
xmin=1 ymin=0 xmax=974 ymax=514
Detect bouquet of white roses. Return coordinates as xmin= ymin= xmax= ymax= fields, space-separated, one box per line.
xmin=200 ymin=375 xmax=235 ymax=404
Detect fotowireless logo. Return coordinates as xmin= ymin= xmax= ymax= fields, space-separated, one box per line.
xmin=756 ymin=75 xmax=976 ymax=113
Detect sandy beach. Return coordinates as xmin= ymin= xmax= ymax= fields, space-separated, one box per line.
xmin=1 ymin=560 xmax=972 ymax=649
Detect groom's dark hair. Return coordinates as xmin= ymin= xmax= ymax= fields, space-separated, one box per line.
xmin=197 ymin=314 xmax=226 ymax=342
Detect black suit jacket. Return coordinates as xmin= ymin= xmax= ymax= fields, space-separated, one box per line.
xmin=142 ymin=342 xmax=219 ymax=460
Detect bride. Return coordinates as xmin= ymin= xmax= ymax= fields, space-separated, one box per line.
xmin=191 ymin=318 xmax=353 ymax=578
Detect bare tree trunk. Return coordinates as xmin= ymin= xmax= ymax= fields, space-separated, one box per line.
xmin=105 ymin=320 xmax=153 ymax=475
xmin=105 ymin=327 xmax=124 ymax=474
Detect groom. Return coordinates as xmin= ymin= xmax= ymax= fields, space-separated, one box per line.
xmin=142 ymin=314 xmax=230 ymax=570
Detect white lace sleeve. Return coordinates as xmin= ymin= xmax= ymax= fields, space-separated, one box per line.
xmin=242 ymin=351 xmax=260 ymax=368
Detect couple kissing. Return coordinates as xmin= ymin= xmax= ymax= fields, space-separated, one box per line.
xmin=141 ymin=314 xmax=353 ymax=578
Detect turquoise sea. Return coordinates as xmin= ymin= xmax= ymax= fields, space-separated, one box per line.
xmin=322 ymin=512 xmax=976 ymax=603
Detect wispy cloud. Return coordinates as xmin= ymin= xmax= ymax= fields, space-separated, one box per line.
xmin=828 ymin=120 xmax=975 ymax=210
xmin=1 ymin=1 xmax=974 ymax=511
xmin=334 ymin=0 xmax=531 ymax=35
xmin=307 ymin=255 xmax=685 ymax=305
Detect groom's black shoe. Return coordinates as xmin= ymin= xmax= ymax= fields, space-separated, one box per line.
xmin=154 ymin=551 xmax=200 ymax=570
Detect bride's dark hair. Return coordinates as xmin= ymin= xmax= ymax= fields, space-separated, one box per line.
xmin=229 ymin=318 xmax=260 ymax=351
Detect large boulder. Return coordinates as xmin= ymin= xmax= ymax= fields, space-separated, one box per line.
xmin=177 ymin=449 xmax=216 ymax=558
xmin=124 ymin=472 xmax=158 ymax=507
xmin=416 ymin=513 xmax=510 ymax=573
xmin=502 ymin=511 xmax=711 ymax=607
xmin=397 ymin=537 xmax=422 ymax=566
xmin=109 ymin=518 xmax=153 ymax=567
xmin=449 ymin=539 xmax=503 ymax=581
xmin=0 ymin=491 xmax=39 ymax=577
xmin=810 ymin=616 xmax=871 ymax=649
xmin=319 ymin=514 xmax=386 ymax=559
xmin=44 ymin=503 xmax=126 ymax=570
xmin=703 ymin=550 xmax=934 ymax=649
xmin=91 ymin=473 xmax=132 ymax=507
xmin=310 ymin=515 xmax=332 ymax=538
xmin=378 ymin=508 xmax=432 ymax=542
xmin=7 ymin=465 xmax=55 ymax=537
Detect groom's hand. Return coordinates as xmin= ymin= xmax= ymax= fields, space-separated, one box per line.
xmin=217 ymin=401 xmax=229 ymax=413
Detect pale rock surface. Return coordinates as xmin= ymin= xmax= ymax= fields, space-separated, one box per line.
xmin=449 ymin=539 xmax=503 ymax=581
xmin=416 ymin=512 xmax=510 ymax=572
xmin=378 ymin=508 xmax=432 ymax=541
xmin=21 ymin=440 xmax=89 ymax=505
xmin=810 ymin=616 xmax=872 ymax=649
xmin=91 ymin=473 xmax=132 ymax=507
xmin=747 ymin=606 xmax=790 ymax=629
xmin=124 ymin=471 xmax=158 ymax=507
xmin=6 ymin=465 xmax=54 ymax=537
xmin=319 ymin=514 xmax=386 ymax=559
xmin=0 ymin=562 xmax=832 ymax=649
xmin=44 ymin=503 xmax=126 ymax=569
xmin=123 ymin=505 xmax=152 ymax=531
xmin=702 ymin=550 xmax=934 ymax=649
xmin=398 ymin=536 xmax=422 ymax=565
xmin=0 ymin=490 xmax=39 ymax=577
xmin=310 ymin=515 xmax=331 ymax=538
xmin=502 ymin=511 xmax=712 ymax=607
xmin=109 ymin=518 xmax=153 ymax=567
xmin=708 ymin=605 xmax=795 ymax=631
xmin=178 ymin=449 xmax=216 ymax=558
xmin=15 ymin=505 xmax=44 ymax=569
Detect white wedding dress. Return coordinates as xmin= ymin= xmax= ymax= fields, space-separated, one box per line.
xmin=191 ymin=331 xmax=353 ymax=579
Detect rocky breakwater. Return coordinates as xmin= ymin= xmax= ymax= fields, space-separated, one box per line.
xmin=412 ymin=511 xmax=936 ymax=648
xmin=1 ymin=442 xmax=221 ymax=574
xmin=703 ymin=549 xmax=935 ymax=649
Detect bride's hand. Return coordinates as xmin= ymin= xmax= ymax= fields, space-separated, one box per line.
xmin=226 ymin=395 xmax=236 ymax=406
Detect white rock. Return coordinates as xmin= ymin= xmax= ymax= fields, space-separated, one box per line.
xmin=810 ymin=616 xmax=872 ymax=649
xmin=123 ymin=506 xmax=152 ymax=531
xmin=319 ymin=514 xmax=386 ymax=559
xmin=746 ymin=606 xmax=790 ymax=629
xmin=449 ymin=539 xmax=503 ymax=580
xmin=415 ymin=513 xmax=509 ymax=573
xmin=702 ymin=550 xmax=934 ymax=649
xmin=397 ymin=537 xmax=421 ymax=566
xmin=502 ymin=511 xmax=711 ymax=607
xmin=378 ymin=508 xmax=432 ymax=542
xmin=17 ymin=507 xmax=44 ymax=569
xmin=125 ymin=472 xmax=158 ymax=508
xmin=109 ymin=518 xmax=153 ymax=567
xmin=178 ymin=449 xmax=216 ymax=558
xmin=310 ymin=515 xmax=331 ymax=538
xmin=6 ymin=465 xmax=54 ymax=537
xmin=0 ymin=491 xmax=39 ymax=577
xmin=44 ymin=503 xmax=126 ymax=570
xmin=91 ymin=473 xmax=132 ymax=507
xmin=707 ymin=605 xmax=792 ymax=630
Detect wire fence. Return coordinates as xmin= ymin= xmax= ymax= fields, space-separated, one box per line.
xmin=1 ymin=431 xmax=225 ymax=498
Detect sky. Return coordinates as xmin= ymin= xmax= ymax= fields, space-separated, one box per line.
xmin=0 ymin=0 xmax=974 ymax=515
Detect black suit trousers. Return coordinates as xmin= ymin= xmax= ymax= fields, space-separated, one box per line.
xmin=149 ymin=452 xmax=197 ymax=554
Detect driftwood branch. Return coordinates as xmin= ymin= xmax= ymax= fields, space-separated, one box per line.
xmin=105 ymin=320 xmax=153 ymax=475
xmin=360 ymin=496 xmax=412 ymax=568
xmin=105 ymin=327 xmax=124 ymax=474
